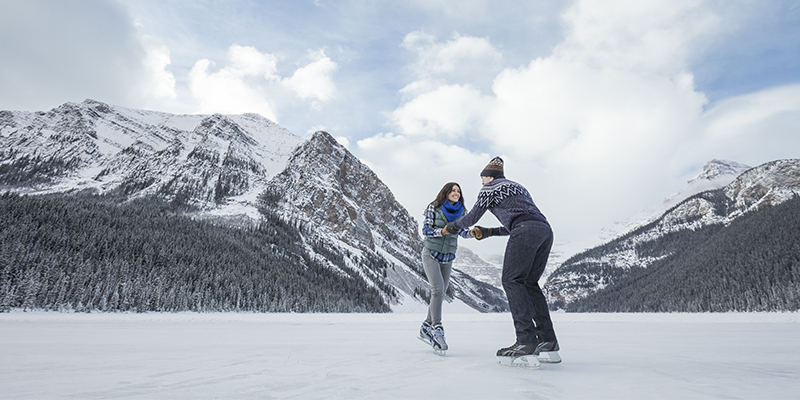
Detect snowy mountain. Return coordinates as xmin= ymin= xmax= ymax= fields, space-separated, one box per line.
xmin=258 ymin=131 xmax=508 ymax=312
xmin=546 ymin=159 xmax=800 ymax=310
xmin=0 ymin=99 xmax=301 ymax=216
xmin=597 ymin=159 xmax=751 ymax=243
xmin=453 ymin=247 xmax=502 ymax=289
xmin=0 ymin=100 xmax=507 ymax=312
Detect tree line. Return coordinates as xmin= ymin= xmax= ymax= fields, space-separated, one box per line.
xmin=0 ymin=191 xmax=391 ymax=313
xmin=567 ymin=195 xmax=800 ymax=312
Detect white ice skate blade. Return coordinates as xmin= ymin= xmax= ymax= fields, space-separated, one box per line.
xmin=537 ymin=351 xmax=562 ymax=364
xmin=417 ymin=335 xmax=433 ymax=346
xmin=497 ymin=355 xmax=540 ymax=369
xmin=417 ymin=335 xmax=447 ymax=356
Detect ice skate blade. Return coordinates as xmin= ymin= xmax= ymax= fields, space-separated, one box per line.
xmin=418 ymin=335 xmax=446 ymax=356
xmin=417 ymin=335 xmax=433 ymax=346
xmin=537 ymin=351 xmax=562 ymax=364
xmin=497 ymin=355 xmax=540 ymax=369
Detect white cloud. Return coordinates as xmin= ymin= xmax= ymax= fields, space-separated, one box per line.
xmin=688 ymin=84 xmax=800 ymax=165
xmin=335 ymin=136 xmax=349 ymax=148
xmin=556 ymin=0 xmax=721 ymax=74
xmin=400 ymin=31 xmax=503 ymax=96
xmin=138 ymin=35 xmax=176 ymax=100
xmin=186 ymin=45 xmax=338 ymax=121
xmin=703 ymin=84 xmax=800 ymax=140
xmin=357 ymin=0 xmax=750 ymax=256
xmin=356 ymin=133 xmax=489 ymax=215
xmin=390 ymin=84 xmax=491 ymax=139
xmin=282 ymin=49 xmax=338 ymax=103
xmin=188 ymin=45 xmax=280 ymax=121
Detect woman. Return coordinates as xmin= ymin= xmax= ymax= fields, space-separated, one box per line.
xmin=418 ymin=182 xmax=473 ymax=354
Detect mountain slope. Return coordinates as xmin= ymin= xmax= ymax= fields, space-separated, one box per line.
xmin=597 ymin=159 xmax=751 ymax=243
xmin=567 ymin=195 xmax=800 ymax=312
xmin=0 ymin=100 xmax=507 ymax=312
xmin=453 ymin=247 xmax=502 ymax=289
xmin=0 ymin=191 xmax=390 ymax=312
xmin=259 ymin=131 xmax=508 ymax=312
xmin=546 ymin=159 xmax=800 ymax=310
xmin=0 ymin=99 xmax=301 ymax=213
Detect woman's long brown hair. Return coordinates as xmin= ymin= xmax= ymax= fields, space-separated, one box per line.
xmin=430 ymin=182 xmax=465 ymax=208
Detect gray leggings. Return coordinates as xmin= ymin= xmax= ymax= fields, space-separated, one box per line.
xmin=421 ymin=248 xmax=453 ymax=326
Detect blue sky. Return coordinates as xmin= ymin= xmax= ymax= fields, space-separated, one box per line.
xmin=2 ymin=0 xmax=799 ymax=257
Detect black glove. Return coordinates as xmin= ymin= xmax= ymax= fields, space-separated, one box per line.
xmin=470 ymin=226 xmax=490 ymax=240
xmin=443 ymin=222 xmax=460 ymax=235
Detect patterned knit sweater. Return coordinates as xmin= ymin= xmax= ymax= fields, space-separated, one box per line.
xmin=453 ymin=177 xmax=548 ymax=236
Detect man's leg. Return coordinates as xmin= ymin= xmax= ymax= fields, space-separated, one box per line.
xmin=501 ymin=222 xmax=550 ymax=345
xmin=525 ymin=224 xmax=557 ymax=343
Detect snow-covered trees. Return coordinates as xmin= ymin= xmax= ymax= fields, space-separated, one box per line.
xmin=0 ymin=191 xmax=390 ymax=313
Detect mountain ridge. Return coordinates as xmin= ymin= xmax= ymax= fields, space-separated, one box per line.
xmin=0 ymin=100 xmax=507 ymax=312
xmin=259 ymin=130 xmax=508 ymax=311
xmin=546 ymin=158 xmax=800 ymax=311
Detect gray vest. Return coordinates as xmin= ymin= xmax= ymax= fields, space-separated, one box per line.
xmin=423 ymin=205 xmax=460 ymax=255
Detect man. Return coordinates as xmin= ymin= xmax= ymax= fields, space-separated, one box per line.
xmin=444 ymin=156 xmax=559 ymax=359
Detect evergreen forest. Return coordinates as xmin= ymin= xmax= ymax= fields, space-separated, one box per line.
xmin=0 ymin=191 xmax=391 ymax=313
xmin=567 ymin=195 xmax=800 ymax=312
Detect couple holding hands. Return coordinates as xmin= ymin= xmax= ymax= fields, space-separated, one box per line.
xmin=418 ymin=157 xmax=560 ymax=360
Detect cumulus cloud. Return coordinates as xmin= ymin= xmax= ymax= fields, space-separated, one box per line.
xmin=188 ymin=45 xmax=280 ymax=121
xmin=334 ymin=136 xmax=350 ymax=148
xmin=357 ymin=0 xmax=794 ymax=256
xmin=138 ymin=35 xmax=176 ymax=100
xmin=390 ymin=84 xmax=491 ymax=140
xmin=555 ymin=0 xmax=721 ymax=74
xmin=357 ymin=133 xmax=490 ymax=213
xmin=282 ymin=49 xmax=338 ymax=104
xmin=187 ymin=45 xmax=338 ymax=121
xmin=400 ymin=31 xmax=503 ymax=96
xmin=690 ymin=84 xmax=800 ymax=165
xmin=385 ymin=31 xmax=501 ymax=142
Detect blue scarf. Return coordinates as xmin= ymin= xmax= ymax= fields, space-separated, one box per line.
xmin=441 ymin=201 xmax=464 ymax=222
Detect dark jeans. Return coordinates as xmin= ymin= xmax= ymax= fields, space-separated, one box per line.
xmin=501 ymin=220 xmax=557 ymax=346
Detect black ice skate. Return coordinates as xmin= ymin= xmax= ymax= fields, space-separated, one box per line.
xmin=536 ymin=340 xmax=562 ymax=364
xmin=496 ymin=343 xmax=540 ymax=369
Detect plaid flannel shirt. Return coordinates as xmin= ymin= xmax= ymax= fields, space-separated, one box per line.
xmin=422 ymin=202 xmax=472 ymax=262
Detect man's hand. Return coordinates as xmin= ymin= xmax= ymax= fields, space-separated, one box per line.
xmin=469 ymin=226 xmax=489 ymax=240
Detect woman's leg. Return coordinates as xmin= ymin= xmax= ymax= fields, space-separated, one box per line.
xmin=421 ymin=249 xmax=447 ymax=325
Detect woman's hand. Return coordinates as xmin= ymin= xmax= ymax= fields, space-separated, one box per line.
xmin=443 ymin=222 xmax=459 ymax=235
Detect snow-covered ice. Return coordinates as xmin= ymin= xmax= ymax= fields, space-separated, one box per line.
xmin=1 ymin=311 xmax=798 ymax=399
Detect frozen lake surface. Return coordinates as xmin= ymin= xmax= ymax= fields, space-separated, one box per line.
xmin=1 ymin=311 xmax=798 ymax=399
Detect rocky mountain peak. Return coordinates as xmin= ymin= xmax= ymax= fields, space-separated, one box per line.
xmin=1 ymin=101 xmax=507 ymax=312
xmin=545 ymin=158 xmax=800 ymax=310
xmin=724 ymin=159 xmax=800 ymax=212
xmin=265 ymin=130 xmax=418 ymax=257
xmin=261 ymin=130 xmax=508 ymax=311
xmin=688 ymin=159 xmax=751 ymax=184
xmin=0 ymin=100 xmax=302 ymax=209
